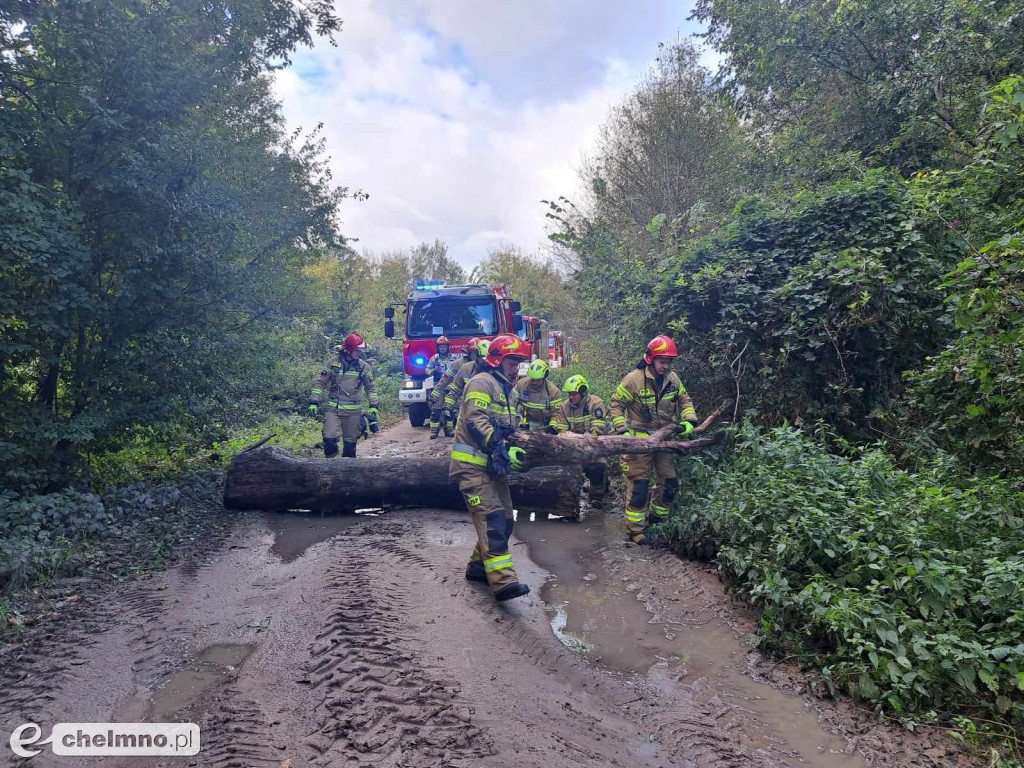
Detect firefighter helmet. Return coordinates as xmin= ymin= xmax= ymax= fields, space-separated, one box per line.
xmin=341 ymin=333 xmax=367 ymax=353
xmin=477 ymin=338 xmax=491 ymax=357
xmin=436 ymin=335 xmax=450 ymax=345
xmin=486 ymin=335 xmax=530 ymax=368
xmin=527 ymin=359 xmax=549 ymax=380
xmin=563 ymin=374 xmax=588 ymax=394
xmin=643 ymin=334 xmax=678 ymax=364
xmin=465 ymin=337 xmax=481 ymax=357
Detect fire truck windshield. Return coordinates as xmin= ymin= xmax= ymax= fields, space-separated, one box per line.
xmin=407 ymin=298 xmax=498 ymax=339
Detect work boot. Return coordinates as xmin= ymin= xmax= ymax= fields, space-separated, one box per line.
xmin=589 ymin=496 xmax=604 ymax=510
xmin=464 ymin=561 xmax=487 ymax=583
xmin=627 ymin=532 xmax=648 ymax=546
xmin=443 ymin=425 xmax=454 ymax=437
xmin=430 ymin=427 xmax=440 ymax=440
xmin=494 ymin=582 xmax=530 ymax=602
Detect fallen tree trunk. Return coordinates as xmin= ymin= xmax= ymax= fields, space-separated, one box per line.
xmin=507 ymin=399 xmax=733 ymax=471
xmin=223 ymin=447 xmax=583 ymax=514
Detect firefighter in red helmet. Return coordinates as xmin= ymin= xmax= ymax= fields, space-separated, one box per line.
xmin=450 ymin=334 xmax=532 ymax=602
xmin=610 ymin=335 xmax=698 ymax=544
xmin=309 ymin=333 xmax=379 ymax=458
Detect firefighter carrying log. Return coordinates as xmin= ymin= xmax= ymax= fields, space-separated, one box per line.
xmin=450 ymin=334 xmax=532 ymax=602
xmin=610 ymin=335 xmax=697 ymax=545
xmin=308 ymin=333 xmax=379 ymax=458
xmin=513 ymin=359 xmax=563 ymax=433
xmin=427 ymin=335 xmax=458 ymax=439
xmin=550 ymin=374 xmax=609 ymax=507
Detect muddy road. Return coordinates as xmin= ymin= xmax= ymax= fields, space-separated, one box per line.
xmin=1 ymin=422 xmax=974 ymax=767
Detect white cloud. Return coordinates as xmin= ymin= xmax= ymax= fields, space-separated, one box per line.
xmin=274 ymin=1 xmax=703 ymax=269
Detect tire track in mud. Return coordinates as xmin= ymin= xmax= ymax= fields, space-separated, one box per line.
xmin=299 ymin=520 xmax=496 ymax=766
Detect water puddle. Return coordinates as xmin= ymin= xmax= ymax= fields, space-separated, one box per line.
xmin=517 ymin=511 xmax=863 ymax=768
xmin=266 ymin=512 xmax=360 ymax=562
xmin=149 ymin=644 xmax=253 ymax=719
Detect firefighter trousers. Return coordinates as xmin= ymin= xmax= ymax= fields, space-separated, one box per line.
xmin=323 ymin=409 xmax=361 ymax=458
xmin=453 ymin=468 xmax=519 ymax=595
xmin=621 ymin=452 xmax=676 ymax=536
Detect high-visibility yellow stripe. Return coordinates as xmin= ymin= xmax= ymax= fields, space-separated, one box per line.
xmin=452 ymin=450 xmax=488 ymax=467
xmin=484 ymin=554 xmax=514 ymax=571
xmin=614 ymin=385 xmax=633 ymax=400
xmin=680 ymin=406 xmax=697 ymax=419
xmin=612 ymin=415 xmax=626 ymax=427
xmin=328 ymin=402 xmax=362 ymax=410
xmin=625 ymin=510 xmax=646 ymax=521
xmin=650 ymin=504 xmax=669 ymax=517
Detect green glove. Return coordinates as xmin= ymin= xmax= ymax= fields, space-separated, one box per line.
xmin=508 ymin=446 xmax=526 ymax=471
xmin=308 ymin=404 xmax=318 ymax=417
xmin=678 ymin=420 xmax=695 ymax=437
xmin=367 ymin=407 xmax=379 ymax=418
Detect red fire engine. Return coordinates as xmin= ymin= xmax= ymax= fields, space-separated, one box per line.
xmin=385 ymin=282 xmax=524 ymax=427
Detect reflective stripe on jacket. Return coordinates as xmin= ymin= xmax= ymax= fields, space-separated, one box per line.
xmin=449 ymin=368 xmax=518 ymax=476
xmin=311 ymin=355 xmax=379 ymax=409
xmin=512 ymin=379 xmax=563 ymax=430
xmin=550 ymin=393 xmax=609 ymax=436
xmin=609 ymin=365 xmax=696 ymax=432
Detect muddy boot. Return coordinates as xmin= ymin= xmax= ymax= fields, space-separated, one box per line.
xmin=443 ymin=425 xmax=454 ymax=437
xmin=465 ymin=561 xmax=487 ymax=583
xmin=627 ymin=532 xmax=648 ymax=546
xmin=430 ymin=427 xmax=440 ymax=440
xmin=494 ymin=582 xmax=530 ymax=602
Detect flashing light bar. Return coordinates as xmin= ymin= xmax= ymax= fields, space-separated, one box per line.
xmin=415 ymin=281 xmax=447 ymax=290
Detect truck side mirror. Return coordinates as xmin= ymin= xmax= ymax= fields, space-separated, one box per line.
xmin=512 ymin=315 xmax=524 ymax=333
xmin=384 ymin=306 xmax=395 ymax=319
xmin=384 ymin=320 xmax=395 ymax=339
xmin=509 ymin=301 xmax=522 ymax=312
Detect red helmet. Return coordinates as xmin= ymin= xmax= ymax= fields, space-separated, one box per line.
xmin=643 ymin=334 xmax=679 ymax=364
xmin=465 ymin=337 xmax=481 ymax=356
xmin=342 ymin=333 xmax=367 ymax=353
xmin=486 ymin=334 xmax=531 ymax=368
xmin=436 ymin=335 xmax=450 ymax=345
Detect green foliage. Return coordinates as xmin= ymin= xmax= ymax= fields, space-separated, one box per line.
xmin=663 ymin=423 xmax=1024 ymax=730
xmin=0 ymin=1 xmax=350 ymax=489
xmin=655 ymin=172 xmax=955 ymax=433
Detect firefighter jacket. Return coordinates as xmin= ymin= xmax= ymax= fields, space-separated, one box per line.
xmin=444 ymin=358 xmax=486 ymax=409
xmin=512 ymin=379 xmax=563 ymax=430
xmin=551 ymin=393 xmax=609 ymax=436
xmin=432 ymin=356 xmax=465 ymax=402
xmin=449 ymin=367 xmax=518 ymax=476
xmin=427 ymin=352 xmax=455 ymax=382
xmin=610 ymin=365 xmax=696 ymax=435
xmin=311 ymin=355 xmax=379 ymax=414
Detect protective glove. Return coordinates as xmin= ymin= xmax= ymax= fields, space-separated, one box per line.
xmin=545 ymin=426 xmax=559 ymax=435
xmin=677 ymin=421 xmax=695 ymax=438
xmin=616 ymin=425 xmax=629 ymax=435
xmin=308 ymin=404 xmax=318 ymax=417
xmin=508 ymin=446 xmax=526 ymax=471
xmin=359 ymin=414 xmax=370 ymax=440
xmin=367 ymin=407 xmax=379 ymax=418
xmin=367 ymin=408 xmax=380 ymax=433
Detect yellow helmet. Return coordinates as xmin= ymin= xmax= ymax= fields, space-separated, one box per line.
xmin=527 ymin=359 xmax=549 ymax=380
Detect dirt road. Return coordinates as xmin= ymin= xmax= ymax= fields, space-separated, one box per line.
xmin=1 ymin=422 xmax=974 ymax=767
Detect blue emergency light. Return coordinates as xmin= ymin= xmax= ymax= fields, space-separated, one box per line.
xmin=415 ymin=281 xmax=446 ymax=290
xmin=413 ymin=355 xmax=427 ymax=366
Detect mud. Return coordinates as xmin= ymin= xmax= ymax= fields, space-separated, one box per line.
xmin=0 ymin=421 xmax=980 ymax=768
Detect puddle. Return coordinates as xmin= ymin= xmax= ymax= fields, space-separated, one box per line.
xmin=149 ymin=644 xmax=253 ymax=719
xmin=266 ymin=512 xmax=359 ymax=562
xmin=517 ymin=511 xmax=864 ymax=768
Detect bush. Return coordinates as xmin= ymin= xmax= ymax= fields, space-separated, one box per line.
xmin=662 ymin=423 xmax=1024 ymax=729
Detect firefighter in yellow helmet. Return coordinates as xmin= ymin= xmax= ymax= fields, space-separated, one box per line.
xmin=513 ymin=359 xmax=563 ymax=433
xmin=550 ymin=374 xmax=609 ymax=506
xmin=610 ymin=335 xmax=697 ymax=544
xmin=309 ymin=333 xmax=379 ymax=458
xmin=450 ymin=334 xmax=532 ymax=602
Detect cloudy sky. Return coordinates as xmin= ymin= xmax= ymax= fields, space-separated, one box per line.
xmin=274 ymin=1 xmax=715 ymax=269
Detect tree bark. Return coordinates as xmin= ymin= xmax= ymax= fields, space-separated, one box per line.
xmin=506 ymin=399 xmax=732 ymax=471
xmin=223 ymin=447 xmax=583 ymax=515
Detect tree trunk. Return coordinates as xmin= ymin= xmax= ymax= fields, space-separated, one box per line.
xmin=223 ymin=447 xmax=583 ymax=515
xmin=507 ymin=399 xmax=732 ymax=471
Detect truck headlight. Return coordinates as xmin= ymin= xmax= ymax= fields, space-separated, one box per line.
xmin=402 ymin=380 xmax=418 ymax=389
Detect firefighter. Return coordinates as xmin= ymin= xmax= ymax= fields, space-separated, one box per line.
xmin=308 ymin=333 xmax=379 ymax=458
xmin=427 ymin=335 xmax=457 ymax=439
xmin=443 ymin=338 xmax=491 ymax=418
xmin=610 ymin=335 xmax=698 ymax=544
xmin=450 ymin=333 xmax=532 ymax=602
xmin=550 ymin=374 xmax=609 ymax=506
xmin=513 ymin=359 xmax=563 ymax=433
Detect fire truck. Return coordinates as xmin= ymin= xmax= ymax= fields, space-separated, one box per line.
xmin=384 ymin=283 xmax=525 ymax=427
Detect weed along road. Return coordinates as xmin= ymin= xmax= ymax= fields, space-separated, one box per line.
xmin=1 ymin=422 xmax=978 ymax=768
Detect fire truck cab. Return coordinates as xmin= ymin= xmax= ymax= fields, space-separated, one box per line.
xmin=385 ymin=283 xmax=523 ymax=427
